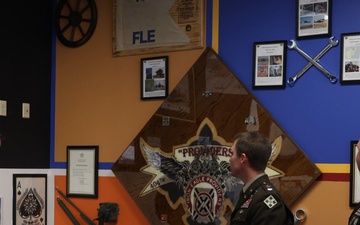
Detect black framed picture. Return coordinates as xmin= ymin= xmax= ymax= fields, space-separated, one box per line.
xmin=66 ymin=145 xmax=99 ymax=198
xmin=141 ymin=56 xmax=169 ymax=100
xmin=296 ymin=0 xmax=331 ymax=39
xmin=253 ymin=40 xmax=287 ymax=88
xmin=340 ymin=32 xmax=360 ymax=84
xmin=13 ymin=174 xmax=47 ymax=225
xmin=350 ymin=140 xmax=360 ymax=207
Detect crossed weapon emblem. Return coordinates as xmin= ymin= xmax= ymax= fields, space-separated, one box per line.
xmin=287 ymin=36 xmax=338 ymax=86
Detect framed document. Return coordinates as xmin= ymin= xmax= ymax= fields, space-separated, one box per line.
xmin=13 ymin=174 xmax=47 ymax=225
xmin=350 ymin=140 xmax=360 ymax=207
xmin=141 ymin=56 xmax=169 ymax=100
xmin=112 ymin=0 xmax=204 ymax=56
xmin=66 ymin=146 xmax=99 ymax=198
xmin=296 ymin=0 xmax=331 ymax=39
xmin=253 ymin=41 xmax=287 ymax=88
xmin=341 ymin=32 xmax=360 ymax=84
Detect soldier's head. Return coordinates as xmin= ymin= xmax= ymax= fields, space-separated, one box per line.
xmin=229 ymin=131 xmax=271 ymax=180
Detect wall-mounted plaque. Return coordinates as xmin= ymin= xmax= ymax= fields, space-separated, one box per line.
xmin=113 ymin=0 xmax=204 ymax=56
xmin=112 ymin=48 xmax=321 ymax=225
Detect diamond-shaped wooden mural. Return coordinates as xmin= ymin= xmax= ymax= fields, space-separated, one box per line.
xmin=112 ymin=48 xmax=321 ymax=225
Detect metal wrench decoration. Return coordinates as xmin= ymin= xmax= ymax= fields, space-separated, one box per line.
xmin=287 ymin=37 xmax=338 ymax=86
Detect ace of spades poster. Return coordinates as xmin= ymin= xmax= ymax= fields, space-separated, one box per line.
xmin=13 ymin=174 xmax=47 ymax=225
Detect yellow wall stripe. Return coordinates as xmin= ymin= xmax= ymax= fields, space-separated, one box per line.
xmin=212 ymin=0 xmax=219 ymax=53
xmin=316 ymin=163 xmax=350 ymax=173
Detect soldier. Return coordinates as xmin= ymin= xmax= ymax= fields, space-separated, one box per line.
xmin=229 ymin=131 xmax=294 ymax=225
xmin=349 ymin=139 xmax=360 ymax=225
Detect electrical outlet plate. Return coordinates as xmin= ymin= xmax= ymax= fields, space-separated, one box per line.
xmin=0 ymin=100 xmax=7 ymax=116
xmin=22 ymin=103 xmax=30 ymax=118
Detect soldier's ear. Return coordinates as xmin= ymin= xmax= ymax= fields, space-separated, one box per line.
xmin=240 ymin=153 xmax=248 ymax=163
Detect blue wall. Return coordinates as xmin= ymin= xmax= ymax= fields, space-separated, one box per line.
xmin=218 ymin=0 xmax=360 ymax=164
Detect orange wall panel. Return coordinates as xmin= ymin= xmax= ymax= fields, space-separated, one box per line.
xmin=54 ymin=176 xmax=149 ymax=225
xmin=54 ymin=0 xmax=204 ymax=163
xmin=291 ymin=181 xmax=353 ymax=225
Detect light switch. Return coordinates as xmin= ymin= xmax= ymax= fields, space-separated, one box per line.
xmin=22 ymin=103 xmax=30 ymax=119
xmin=0 ymin=100 xmax=7 ymax=116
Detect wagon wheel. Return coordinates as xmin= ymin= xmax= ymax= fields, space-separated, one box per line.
xmin=55 ymin=0 xmax=97 ymax=48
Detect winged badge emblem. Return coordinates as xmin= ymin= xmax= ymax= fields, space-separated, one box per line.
xmin=140 ymin=118 xmax=284 ymax=225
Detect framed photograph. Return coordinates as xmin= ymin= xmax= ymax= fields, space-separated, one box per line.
xmin=66 ymin=146 xmax=99 ymax=198
xmin=253 ymin=41 xmax=287 ymax=88
xmin=340 ymin=32 xmax=360 ymax=84
xmin=141 ymin=56 xmax=169 ymax=100
xmin=112 ymin=0 xmax=204 ymax=57
xmin=13 ymin=174 xmax=47 ymax=225
xmin=296 ymin=0 xmax=331 ymax=39
xmin=350 ymin=140 xmax=360 ymax=207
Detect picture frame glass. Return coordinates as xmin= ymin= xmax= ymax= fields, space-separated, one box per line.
xmin=253 ymin=41 xmax=286 ymax=88
xmin=13 ymin=174 xmax=47 ymax=225
xmin=112 ymin=0 xmax=204 ymax=57
xmin=297 ymin=0 xmax=331 ymax=39
xmin=141 ymin=56 xmax=169 ymax=100
xmin=112 ymin=48 xmax=322 ymax=225
xmin=66 ymin=146 xmax=99 ymax=198
xmin=341 ymin=33 xmax=360 ymax=84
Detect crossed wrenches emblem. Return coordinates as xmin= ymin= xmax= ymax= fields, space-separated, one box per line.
xmin=287 ymin=36 xmax=338 ymax=86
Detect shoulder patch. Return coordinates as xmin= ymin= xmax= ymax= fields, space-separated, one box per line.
xmin=263 ymin=195 xmax=277 ymax=208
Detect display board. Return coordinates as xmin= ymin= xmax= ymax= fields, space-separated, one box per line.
xmin=112 ymin=0 xmax=204 ymax=56
xmin=112 ymin=48 xmax=321 ymax=225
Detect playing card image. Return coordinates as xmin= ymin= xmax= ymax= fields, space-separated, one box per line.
xmin=13 ymin=174 xmax=47 ymax=225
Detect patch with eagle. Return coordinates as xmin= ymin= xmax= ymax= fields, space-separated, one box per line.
xmin=139 ymin=118 xmax=284 ymax=225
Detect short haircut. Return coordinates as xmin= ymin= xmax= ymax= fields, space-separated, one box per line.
xmin=234 ymin=131 xmax=271 ymax=171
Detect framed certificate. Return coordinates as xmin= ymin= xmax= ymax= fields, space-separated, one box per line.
xmin=66 ymin=146 xmax=99 ymax=198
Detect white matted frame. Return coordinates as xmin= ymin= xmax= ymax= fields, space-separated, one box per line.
xmin=253 ymin=40 xmax=287 ymax=89
xmin=12 ymin=174 xmax=47 ymax=225
xmin=112 ymin=0 xmax=204 ymax=57
xmin=141 ymin=56 xmax=169 ymax=100
xmin=296 ymin=0 xmax=331 ymax=39
xmin=350 ymin=140 xmax=360 ymax=207
xmin=341 ymin=32 xmax=360 ymax=84
xmin=66 ymin=145 xmax=99 ymax=198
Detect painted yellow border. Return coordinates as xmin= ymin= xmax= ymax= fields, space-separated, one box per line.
xmin=212 ymin=0 xmax=219 ymax=53
xmin=316 ymin=163 xmax=350 ymax=173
